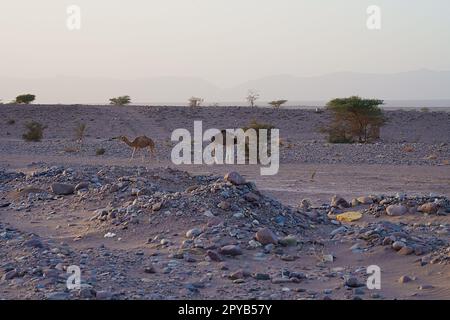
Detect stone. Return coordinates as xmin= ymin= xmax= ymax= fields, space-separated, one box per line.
xmin=217 ymin=201 xmax=230 ymax=210
xmin=104 ymin=232 xmax=116 ymax=238
xmin=398 ymin=246 xmax=414 ymax=255
xmin=2 ymin=269 xmax=18 ymax=281
xmin=386 ymin=205 xmax=407 ymax=216
xmin=244 ymin=192 xmax=260 ymax=202
xmin=418 ymin=284 xmax=434 ymax=290
xmin=229 ymin=269 xmax=250 ymax=280
xmin=345 ymin=277 xmax=363 ymax=288
xmin=144 ymin=266 xmax=156 ymax=274
xmin=357 ymin=196 xmax=373 ymax=205
xmin=186 ymin=228 xmax=202 ymax=239
xmin=418 ymin=203 xmax=438 ymax=214
xmin=152 ymin=202 xmax=163 ymax=211
xmin=206 ymin=250 xmax=223 ymax=262
xmin=331 ymin=195 xmax=350 ymax=208
xmin=279 ymin=235 xmax=297 ymax=247
xmin=51 ymin=183 xmax=75 ymax=195
xmin=224 ymin=172 xmax=246 ymax=185
xmin=219 ymin=245 xmax=242 ymax=256
xmin=75 ymin=182 xmax=89 ymax=191
xmin=399 ymin=275 xmax=412 ymax=283
xmin=392 ymin=241 xmax=406 ymax=251
xmin=78 ymin=288 xmax=95 ymax=299
xmin=46 ymin=292 xmax=70 ymax=300
xmin=96 ymin=291 xmax=113 ymax=300
xmin=255 ymin=228 xmax=278 ymax=245
xmin=24 ymin=238 xmax=44 ymax=248
xmin=253 ymin=273 xmax=271 ymax=281
xmin=299 ymin=199 xmax=311 ymax=210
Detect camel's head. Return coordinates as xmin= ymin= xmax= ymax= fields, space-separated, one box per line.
xmin=112 ymin=136 xmax=126 ymax=141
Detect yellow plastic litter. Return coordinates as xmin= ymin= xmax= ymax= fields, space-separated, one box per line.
xmin=336 ymin=211 xmax=362 ymax=222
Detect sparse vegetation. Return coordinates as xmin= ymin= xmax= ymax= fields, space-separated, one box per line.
xmin=74 ymin=123 xmax=87 ymax=150
xmin=14 ymin=94 xmax=36 ymax=104
xmin=7 ymin=119 xmax=15 ymax=125
xmin=242 ymin=120 xmax=276 ymax=162
xmin=22 ymin=121 xmax=46 ymax=142
xmin=420 ymin=107 xmax=430 ymax=112
xmin=96 ymin=147 xmax=106 ymax=156
xmin=321 ymin=96 xmax=386 ymax=143
xmin=246 ymin=90 xmax=260 ymax=108
xmin=188 ymin=97 xmax=204 ymax=107
xmin=269 ymin=100 xmax=288 ymax=109
xmin=109 ymin=96 xmax=131 ymax=106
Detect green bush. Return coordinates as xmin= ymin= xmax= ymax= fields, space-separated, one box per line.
xmin=109 ymin=96 xmax=131 ymax=106
xmin=322 ymin=96 xmax=386 ymax=143
xmin=22 ymin=121 xmax=46 ymax=142
xmin=15 ymin=94 xmax=36 ymax=104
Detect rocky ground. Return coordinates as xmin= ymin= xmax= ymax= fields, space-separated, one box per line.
xmin=0 ymin=105 xmax=449 ymax=300
xmin=0 ymin=165 xmax=449 ymax=300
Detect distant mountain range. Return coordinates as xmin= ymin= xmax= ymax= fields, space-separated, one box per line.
xmin=1 ymin=69 xmax=449 ymax=104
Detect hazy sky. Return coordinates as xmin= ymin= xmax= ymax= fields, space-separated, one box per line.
xmin=1 ymin=0 xmax=450 ymax=86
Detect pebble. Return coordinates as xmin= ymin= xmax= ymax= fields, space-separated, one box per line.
xmin=255 ymin=228 xmax=278 ymax=245
xmin=219 ymin=245 xmax=243 ymax=256
xmin=224 ymin=172 xmax=246 ymax=185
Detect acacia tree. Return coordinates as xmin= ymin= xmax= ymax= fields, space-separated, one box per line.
xmin=110 ymin=95 xmax=131 ymax=106
xmin=269 ymin=99 xmax=288 ymax=109
xmin=188 ymin=97 xmax=204 ymax=107
xmin=15 ymin=94 xmax=36 ymax=104
xmin=324 ymin=96 xmax=385 ymax=143
xmin=246 ymin=90 xmax=259 ymax=107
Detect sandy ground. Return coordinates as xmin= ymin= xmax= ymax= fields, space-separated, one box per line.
xmin=0 ymin=105 xmax=449 ymax=300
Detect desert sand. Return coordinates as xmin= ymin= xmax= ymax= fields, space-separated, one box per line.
xmin=0 ymin=104 xmax=449 ymax=300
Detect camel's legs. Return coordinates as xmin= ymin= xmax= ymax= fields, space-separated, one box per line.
xmin=130 ymin=147 xmax=136 ymax=161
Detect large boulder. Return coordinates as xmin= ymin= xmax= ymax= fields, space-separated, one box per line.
xmin=51 ymin=183 xmax=75 ymax=195
xmin=386 ymin=205 xmax=407 ymax=216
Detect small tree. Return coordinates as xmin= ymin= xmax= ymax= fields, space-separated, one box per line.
xmin=246 ymin=90 xmax=260 ymax=107
xmin=323 ymin=96 xmax=385 ymax=143
xmin=188 ymin=97 xmax=204 ymax=107
xmin=109 ymin=95 xmax=131 ymax=106
xmin=22 ymin=121 xmax=47 ymax=142
xmin=15 ymin=94 xmax=36 ymax=104
xmin=269 ymin=100 xmax=288 ymax=109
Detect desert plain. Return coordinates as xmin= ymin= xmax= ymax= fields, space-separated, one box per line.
xmin=0 ymin=104 xmax=449 ymax=300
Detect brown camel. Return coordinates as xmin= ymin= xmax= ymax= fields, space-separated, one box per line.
xmin=114 ymin=136 xmax=156 ymax=161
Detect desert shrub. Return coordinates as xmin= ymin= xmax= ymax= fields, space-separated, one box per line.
xmin=22 ymin=121 xmax=46 ymax=142
xmin=320 ymin=124 xmax=353 ymax=144
xmin=109 ymin=96 xmax=131 ymax=106
xmin=74 ymin=123 xmax=87 ymax=149
xmin=321 ymin=96 xmax=386 ymax=143
xmin=269 ymin=100 xmax=288 ymax=109
xmin=96 ymin=147 xmax=106 ymax=156
xmin=14 ymin=94 xmax=36 ymax=104
xmin=242 ymin=120 xmax=276 ymax=162
xmin=420 ymin=107 xmax=430 ymax=112
xmin=188 ymin=97 xmax=204 ymax=107
xmin=246 ymin=90 xmax=259 ymax=107
xmin=7 ymin=119 xmax=15 ymax=125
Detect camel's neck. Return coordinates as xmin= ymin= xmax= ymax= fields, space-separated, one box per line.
xmin=122 ymin=137 xmax=134 ymax=147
